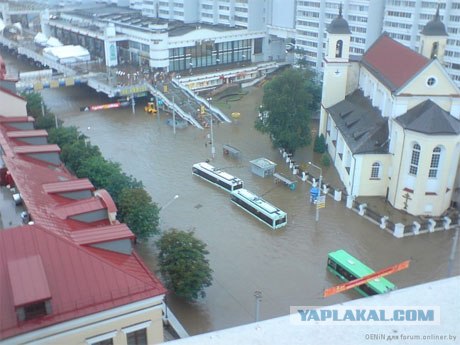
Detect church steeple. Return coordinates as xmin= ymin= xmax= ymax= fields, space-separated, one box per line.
xmin=326 ymin=3 xmax=351 ymax=61
xmin=319 ymin=4 xmax=351 ymax=136
xmin=420 ymin=5 xmax=448 ymax=63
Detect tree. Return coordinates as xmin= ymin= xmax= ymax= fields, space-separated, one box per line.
xmin=23 ymin=92 xmax=46 ymax=118
xmin=22 ymin=92 xmax=59 ymax=130
xmin=76 ymin=156 xmax=142 ymax=203
xmin=255 ymin=67 xmax=321 ymax=153
xmin=47 ymin=126 xmax=81 ymax=147
xmin=314 ymin=134 xmax=327 ymax=153
xmin=157 ymin=229 xmax=213 ymax=301
xmin=118 ymin=188 xmax=160 ymax=240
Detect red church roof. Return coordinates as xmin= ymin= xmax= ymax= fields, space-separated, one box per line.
xmin=0 ymin=91 xmax=166 ymax=340
xmin=362 ymin=34 xmax=430 ymax=92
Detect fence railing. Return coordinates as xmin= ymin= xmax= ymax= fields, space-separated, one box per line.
xmin=279 ymin=148 xmax=460 ymax=238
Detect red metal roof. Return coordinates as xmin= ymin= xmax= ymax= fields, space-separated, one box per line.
xmin=7 ymin=129 xmax=48 ymax=138
xmin=43 ymin=178 xmax=95 ymax=194
xmin=14 ymin=144 xmax=60 ymax=154
xmin=0 ymin=85 xmax=26 ymax=101
xmin=53 ymin=197 xmax=107 ymax=220
xmin=0 ymin=116 xmax=34 ymax=123
xmin=362 ymin=34 xmax=429 ymax=91
xmin=0 ymin=227 xmax=165 ymax=340
xmin=0 ymin=93 xmax=166 ymax=340
xmin=96 ymin=189 xmax=118 ymax=213
xmin=70 ymin=224 xmax=135 ymax=245
xmin=7 ymin=255 xmax=51 ymax=307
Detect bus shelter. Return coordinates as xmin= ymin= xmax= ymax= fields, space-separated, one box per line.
xmin=250 ymin=158 xmax=276 ymax=178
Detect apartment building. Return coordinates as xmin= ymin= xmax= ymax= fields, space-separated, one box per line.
xmin=383 ymin=0 xmax=460 ymax=84
xmin=295 ymin=0 xmax=385 ymax=69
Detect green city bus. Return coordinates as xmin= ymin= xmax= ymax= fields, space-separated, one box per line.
xmin=327 ymin=249 xmax=396 ymax=296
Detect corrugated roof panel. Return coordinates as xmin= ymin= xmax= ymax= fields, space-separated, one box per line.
xmin=53 ymin=198 xmax=106 ymax=220
xmin=43 ymin=179 xmax=95 ymax=194
xmin=7 ymin=130 xmax=48 ymax=138
xmin=7 ymin=255 xmax=51 ymax=307
xmin=14 ymin=144 xmax=60 ymax=154
xmin=0 ymin=227 xmax=166 ymax=340
xmin=70 ymin=224 xmax=134 ymax=245
xmin=0 ymin=116 xmax=34 ymax=123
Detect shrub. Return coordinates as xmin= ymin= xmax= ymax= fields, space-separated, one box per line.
xmin=321 ymin=153 xmax=331 ymax=167
xmin=314 ymin=134 xmax=327 ymax=153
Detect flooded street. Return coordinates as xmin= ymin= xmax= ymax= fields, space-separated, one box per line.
xmin=41 ymin=85 xmax=460 ymax=335
xmin=5 ymin=50 xmax=459 ymax=335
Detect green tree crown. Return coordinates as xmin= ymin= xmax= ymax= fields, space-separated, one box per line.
xmin=157 ymin=229 xmax=213 ymax=301
xmin=255 ymin=67 xmax=321 ymax=153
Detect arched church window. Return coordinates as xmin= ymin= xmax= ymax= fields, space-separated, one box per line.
xmin=428 ymin=146 xmax=441 ymax=178
xmin=409 ymin=143 xmax=421 ymax=176
xmin=370 ymin=162 xmax=381 ymax=179
xmin=335 ymin=40 xmax=343 ymax=58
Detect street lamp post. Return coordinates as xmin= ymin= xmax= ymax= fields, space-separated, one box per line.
xmin=308 ymin=161 xmax=322 ymax=222
xmin=158 ymin=194 xmax=179 ymax=234
xmin=206 ymin=98 xmax=215 ymax=159
xmin=160 ymin=194 xmax=179 ymax=212
xmin=447 ymin=226 xmax=459 ymax=277
xmin=210 ymin=114 xmax=215 ymax=159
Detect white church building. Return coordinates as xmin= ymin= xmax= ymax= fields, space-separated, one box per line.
xmin=319 ymin=6 xmax=460 ymax=217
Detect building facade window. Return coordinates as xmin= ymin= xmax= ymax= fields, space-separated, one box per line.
xmin=127 ymin=328 xmax=147 ymax=345
xmin=335 ymin=40 xmax=343 ymax=58
xmin=370 ymin=162 xmax=381 ymax=179
xmin=428 ymin=146 xmax=441 ymax=178
xmin=86 ymin=331 xmax=117 ymax=345
xmin=169 ymin=39 xmax=252 ymax=72
xmin=93 ymin=340 xmax=113 ymax=345
xmin=409 ymin=143 xmax=421 ymax=175
xmin=426 ymin=76 xmax=437 ymax=86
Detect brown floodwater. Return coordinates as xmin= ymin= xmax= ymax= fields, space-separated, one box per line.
xmin=4 ymin=49 xmax=459 ymax=335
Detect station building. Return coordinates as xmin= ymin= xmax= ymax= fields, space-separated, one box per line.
xmin=41 ymin=6 xmax=268 ymax=73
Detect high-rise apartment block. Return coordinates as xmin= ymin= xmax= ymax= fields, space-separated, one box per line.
xmin=134 ymin=0 xmax=460 ymax=85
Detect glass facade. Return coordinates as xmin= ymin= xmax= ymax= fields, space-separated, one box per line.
xmin=169 ymin=39 xmax=252 ymax=72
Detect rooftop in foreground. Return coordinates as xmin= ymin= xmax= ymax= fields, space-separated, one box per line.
xmin=167 ymin=276 xmax=459 ymax=344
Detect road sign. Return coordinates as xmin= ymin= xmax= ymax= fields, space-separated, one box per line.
xmin=316 ymin=195 xmax=326 ymax=209
xmin=323 ymin=260 xmax=411 ymax=298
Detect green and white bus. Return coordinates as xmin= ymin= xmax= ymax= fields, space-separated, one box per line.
xmin=327 ymin=249 xmax=396 ymax=296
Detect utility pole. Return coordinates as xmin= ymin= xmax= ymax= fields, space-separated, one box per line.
xmin=308 ymin=161 xmax=323 ymax=222
xmin=448 ymin=226 xmax=459 ymax=277
xmin=172 ymin=96 xmax=176 ymax=135
xmin=210 ymin=113 xmax=215 ymax=159
xmin=131 ymin=93 xmax=135 ymax=114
